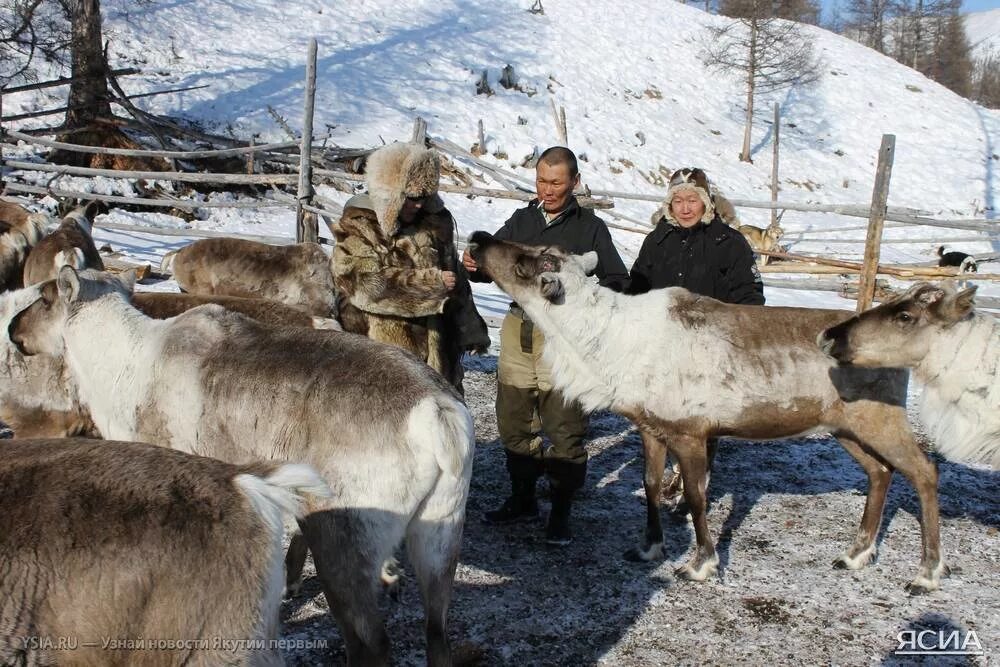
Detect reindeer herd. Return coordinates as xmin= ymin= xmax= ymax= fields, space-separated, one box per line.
xmin=0 ymin=197 xmax=996 ymax=666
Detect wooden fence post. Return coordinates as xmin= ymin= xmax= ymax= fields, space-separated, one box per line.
xmin=296 ymin=38 xmax=318 ymax=244
xmin=412 ymin=117 xmax=427 ymax=145
xmin=856 ymin=134 xmax=895 ymax=312
xmin=771 ymin=102 xmax=779 ymax=228
xmin=1 ymin=86 xmax=5 ymax=192
xmin=550 ymin=98 xmax=567 ymax=146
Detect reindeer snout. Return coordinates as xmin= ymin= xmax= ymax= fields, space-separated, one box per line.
xmin=466 ymin=231 xmax=494 ymax=260
xmin=817 ymin=328 xmax=848 ymax=363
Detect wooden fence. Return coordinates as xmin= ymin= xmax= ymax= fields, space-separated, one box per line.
xmin=2 ymin=54 xmax=998 ymax=311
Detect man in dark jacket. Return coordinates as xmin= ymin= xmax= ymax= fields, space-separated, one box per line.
xmin=628 ymin=167 xmax=764 ymax=509
xmin=628 ymin=167 xmax=764 ymax=305
xmin=462 ymin=146 xmax=628 ymax=546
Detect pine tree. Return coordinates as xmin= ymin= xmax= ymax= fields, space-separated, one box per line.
xmin=926 ymin=12 xmax=972 ymax=97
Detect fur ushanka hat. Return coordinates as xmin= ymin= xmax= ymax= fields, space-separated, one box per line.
xmin=364 ymin=142 xmax=444 ymax=235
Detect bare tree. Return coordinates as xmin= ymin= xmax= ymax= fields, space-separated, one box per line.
xmin=972 ymin=48 xmax=1000 ymax=109
xmin=0 ymin=0 xmax=71 ymax=83
xmin=704 ymin=0 xmax=822 ymax=162
xmin=844 ymin=0 xmax=893 ymax=53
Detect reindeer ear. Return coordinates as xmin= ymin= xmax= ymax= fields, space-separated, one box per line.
xmin=579 ymin=251 xmax=599 ymax=275
xmin=952 ymin=286 xmax=977 ymax=318
xmin=117 ymin=268 xmax=137 ymax=293
xmin=539 ymin=274 xmax=565 ymax=304
xmin=56 ymin=265 xmax=81 ymax=302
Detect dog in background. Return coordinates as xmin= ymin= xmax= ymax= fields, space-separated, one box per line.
xmin=937 ymin=246 xmax=977 ymax=272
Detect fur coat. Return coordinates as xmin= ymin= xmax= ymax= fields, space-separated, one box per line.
xmin=330 ymin=143 xmax=489 ymax=391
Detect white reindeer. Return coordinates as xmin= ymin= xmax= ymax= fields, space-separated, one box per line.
xmin=467 ymin=232 xmax=953 ymax=594
xmin=9 ymin=267 xmax=475 ymax=666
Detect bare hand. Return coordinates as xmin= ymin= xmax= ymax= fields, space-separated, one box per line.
xmin=441 ymin=270 xmax=457 ymax=292
xmin=461 ymin=248 xmax=478 ymax=273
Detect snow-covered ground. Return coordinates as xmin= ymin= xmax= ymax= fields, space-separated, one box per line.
xmin=966 ymin=8 xmax=1000 ymax=58
xmin=2 ymin=0 xmax=999 ymax=664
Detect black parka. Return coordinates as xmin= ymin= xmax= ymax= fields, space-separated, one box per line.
xmin=472 ymin=197 xmax=629 ymax=291
xmin=627 ymin=216 xmax=764 ymax=305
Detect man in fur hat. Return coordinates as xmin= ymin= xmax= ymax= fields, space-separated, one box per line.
xmin=628 ymin=167 xmax=764 ymax=511
xmin=462 ymin=146 xmax=629 ymax=546
xmin=330 ymin=142 xmax=490 ymax=393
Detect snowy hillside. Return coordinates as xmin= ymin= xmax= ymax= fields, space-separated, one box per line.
xmin=966 ymin=8 xmax=1000 ymax=58
xmin=4 ymin=0 xmax=999 ymax=311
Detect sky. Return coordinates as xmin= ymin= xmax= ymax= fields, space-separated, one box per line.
xmin=962 ymin=0 xmax=1000 ymax=11
xmin=820 ymin=0 xmax=999 ymax=23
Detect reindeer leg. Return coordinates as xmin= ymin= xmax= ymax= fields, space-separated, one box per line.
xmin=623 ymin=428 xmax=667 ymax=562
xmin=867 ymin=433 xmax=945 ymax=594
xmin=844 ymin=411 xmax=947 ymax=594
xmin=832 ymin=435 xmax=892 ymax=571
xmin=284 ymin=528 xmax=309 ymax=598
xmin=672 ymin=435 xmax=718 ymax=581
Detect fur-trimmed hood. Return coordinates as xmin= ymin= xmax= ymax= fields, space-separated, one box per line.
xmin=365 ymin=143 xmax=445 ymax=236
xmin=650 ymin=168 xmax=739 ymax=228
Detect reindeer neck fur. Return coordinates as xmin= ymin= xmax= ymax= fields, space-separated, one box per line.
xmin=517 ymin=279 xmax=685 ymax=413
xmin=914 ymin=314 xmax=1000 ymax=467
xmin=64 ymin=292 xmax=164 ymax=440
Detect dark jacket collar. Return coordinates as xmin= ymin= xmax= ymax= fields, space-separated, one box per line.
xmin=651 ymin=215 xmax=729 ymax=245
xmin=531 ymin=196 xmax=581 ymax=228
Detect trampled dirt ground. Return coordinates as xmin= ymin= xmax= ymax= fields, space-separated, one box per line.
xmin=281 ymin=357 xmax=999 ymax=666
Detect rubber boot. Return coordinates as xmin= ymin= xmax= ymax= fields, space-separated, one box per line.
xmin=544 ymin=459 xmax=587 ymax=546
xmin=484 ymin=452 xmax=542 ymax=524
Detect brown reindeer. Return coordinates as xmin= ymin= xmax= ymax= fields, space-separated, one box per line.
xmin=22 ymin=201 xmax=104 ymax=286
xmin=819 ymin=282 xmax=999 ymax=469
xmin=1 ymin=437 xmax=330 ymax=666
xmin=467 ymin=232 xmax=949 ymax=593
xmin=132 ymin=292 xmax=342 ymax=330
xmin=164 ymin=237 xmax=338 ymax=318
xmin=0 ymin=200 xmax=50 ymax=292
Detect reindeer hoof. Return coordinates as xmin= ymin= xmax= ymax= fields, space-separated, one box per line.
xmin=832 ymin=545 xmax=876 ymax=571
xmin=904 ymin=581 xmax=937 ymax=596
xmin=675 ymin=553 xmax=719 ymax=581
xmin=623 ymin=543 xmax=664 ymax=562
xmin=904 ymin=562 xmax=948 ymax=595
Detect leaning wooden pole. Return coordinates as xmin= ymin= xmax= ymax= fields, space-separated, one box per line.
xmin=770 ymin=102 xmax=779 ymax=228
xmin=856 ymin=134 xmax=895 ymax=312
xmin=296 ymin=38 xmax=318 ymax=244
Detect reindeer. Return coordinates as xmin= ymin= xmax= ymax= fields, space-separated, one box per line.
xmin=467 ymin=232 xmax=952 ymax=594
xmin=9 ymin=268 xmax=475 ymax=665
xmin=1 ymin=286 xmax=341 ymax=441
xmin=22 ymin=201 xmax=104 ymax=286
xmin=163 ymin=238 xmax=338 ymax=318
xmin=0 ymin=284 xmax=95 ymax=438
xmin=132 ymin=292 xmax=342 ymax=330
xmin=1 ymin=437 xmax=330 ymax=666
xmin=819 ymin=283 xmax=999 ymax=469
xmin=0 ymin=200 xmax=50 ymax=292
xmin=738 ymin=223 xmax=784 ymax=266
